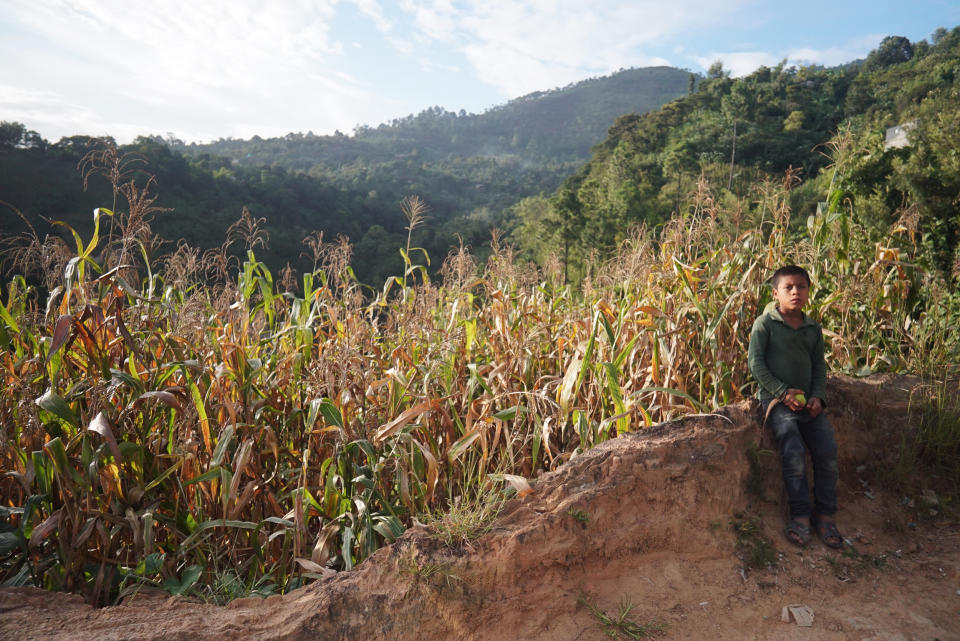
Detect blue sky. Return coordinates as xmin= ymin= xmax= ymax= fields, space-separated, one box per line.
xmin=1 ymin=0 xmax=957 ymax=144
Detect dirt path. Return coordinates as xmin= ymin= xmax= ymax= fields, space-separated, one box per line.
xmin=2 ymin=375 xmax=958 ymax=640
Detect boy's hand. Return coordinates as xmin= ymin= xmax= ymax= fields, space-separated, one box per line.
xmin=806 ymin=396 xmax=823 ymax=417
xmin=784 ymin=388 xmax=806 ymax=411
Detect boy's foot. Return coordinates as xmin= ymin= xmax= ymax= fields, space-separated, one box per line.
xmin=812 ymin=515 xmax=843 ymax=548
xmin=784 ymin=519 xmax=811 ymax=547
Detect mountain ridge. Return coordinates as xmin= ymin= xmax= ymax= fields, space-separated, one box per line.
xmin=169 ymin=66 xmax=694 ymax=168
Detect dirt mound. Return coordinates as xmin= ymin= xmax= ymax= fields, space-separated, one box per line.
xmin=2 ymin=375 xmax=958 ymax=640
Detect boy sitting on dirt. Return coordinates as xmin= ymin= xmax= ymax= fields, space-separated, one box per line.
xmin=748 ymin=265 xmax=843 ymax=549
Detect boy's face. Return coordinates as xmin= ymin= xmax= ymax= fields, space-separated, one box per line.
xmin=772 ymin=274 xmax=810 ymax=314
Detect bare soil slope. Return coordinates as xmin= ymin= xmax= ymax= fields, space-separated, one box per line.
xmin=2 ymin=375 xmax=958 ymax=640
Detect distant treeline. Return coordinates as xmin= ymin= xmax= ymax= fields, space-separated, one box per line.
xmin=0 ymin=67 xmax=692 ymax=285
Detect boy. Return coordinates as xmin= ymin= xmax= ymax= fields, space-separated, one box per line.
xmin=748 ymin=265 xmax=842 ymax=548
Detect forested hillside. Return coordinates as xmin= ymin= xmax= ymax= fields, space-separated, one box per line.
xmin=173 ymin=66 xmax=693 ymax=167
xmin=0 ymin=67 xmax=691 ymax=285
xmin=510 ymin=28 xmax=960 ymax=283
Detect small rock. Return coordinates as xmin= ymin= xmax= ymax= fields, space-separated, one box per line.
xmin=781 ymin=604 xmax=814 ymax=626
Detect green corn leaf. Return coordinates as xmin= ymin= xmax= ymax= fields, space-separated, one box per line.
xmin=372 ymin=515 xmax=404 ymax=542
xmin=1 ymin=563 xmax=32 ymax=588
xmin=612 ymin=334 xmax=639 ymax=371
xmin=575 ymin=310 xmax=600 ymax=393
xmin=0 ymin=531 xmax=24 ymax=556
xmin=44 ymin=437 xmax=83 ymax=488
xmin=110 ymin=368 xmax=144 ymax=394
xmin=35 ymin=389 xmax=77 ymax=428
xmin=162 ymin=564 xmax=203 ymax=595
xmin=84 ymin=208 xmax=113 ymax=260
xmin=143 ymin=459 xmax=183 ymax=491
xmin=179 ymin=519 xmax=258 ymax=551
xmin=448 ymin=429 xmax=481 ymax=461
xmin=600 ymin=313 xmax=616 ymax=346
xmin=463 ymin=318 xmax=477 ymax=353
xmin=211 ymin=424 xmax=236 ymax=467
xmin=630 ymin=385 xmax=705 ymax=412
xmin=307 ymin=398 xmax=344 ymax=430
xmin=340 ymin=526 xmax=355 ymax=571
xmin=0 ymin=302 xmax=21 ymax=335
xmin=184 ymin=374 xmax=212 ymax=455
xmin=493 ymin=406 xmax=521 ymax=421
xmin=183 ymin=466 xmax=222 ymax=486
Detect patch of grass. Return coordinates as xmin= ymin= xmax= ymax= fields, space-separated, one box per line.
xmin=422 ymin=488 xmax=505 ymax=548
xmin=731 ymin=515 xmax=776 ymax=571
xmin=568 ymin=508 xmax=590 ymax=523
xmin=826 ymin=545 xmax=888 ymax=581
xmin=578 ymin=594 xmax=664 ymax=640
xmin=397 ymin=549 xmax=462 ymax=590
xmin=187 ymin=568 xmax=281 ymax=605
xmin=895 ymin=379 xmax=960 ymax=495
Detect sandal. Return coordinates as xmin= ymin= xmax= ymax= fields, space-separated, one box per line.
xmin=812 ymin=515 xmax=843 ymax=548
xmin=784 ymin=519 xmax=811 ymax=547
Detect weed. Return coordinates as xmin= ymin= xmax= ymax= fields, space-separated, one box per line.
xmin=826 ymin=545 xmax=888 ymax=582
xmin=895 ymin=378 xmax=960 ymax=495
xmin=422 ymin=488 xmax=505 ymax=548
xmin=731 ymin=515 xmax=776 ymax=571
xmin=397 ymin=548 xmax=462 ymax=590
xmin=578 ymin=594 xmax=665 ymax=640
xmin=568 ymin=508 xmax=590 ymax=523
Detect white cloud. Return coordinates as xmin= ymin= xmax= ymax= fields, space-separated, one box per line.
xmin=0 ymin=83 xmax=146 ymax=141
xmin=693 ymin=52 xmax=781 ymax=77
xmin=695 ymin=33 xmax=886 ymax=77
xmin=1 ymin=0 xmax=376 ymax=141
xmin=349 ymin=0 xmax=393 ymax=33
xmin=398 ymin=0 xmax=751 ymax=97
xmin=786 ymin=34 xmax=884 ymax=66
xmin=402 ymin=0 xmax=459 ymax=42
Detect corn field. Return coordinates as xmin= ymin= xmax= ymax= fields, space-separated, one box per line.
xmin=1 ymin=154 xmax=956 ymax=605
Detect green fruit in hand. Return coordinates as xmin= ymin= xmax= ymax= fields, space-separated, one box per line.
xmin=795 ymin=393 xmax=807 ymax=405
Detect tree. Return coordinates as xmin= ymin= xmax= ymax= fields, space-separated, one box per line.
xmin=865 ymin=36 xmax=914 ymax=70
xmin=0 ymin=122 xmax=42 ymax=149
xmin=721 ymin=85 xmax=750 ymax=190
xmin=707 ymin=61 xmax=729 ymax=79
xmin=0 ymin=121 xmax=27 ymax=147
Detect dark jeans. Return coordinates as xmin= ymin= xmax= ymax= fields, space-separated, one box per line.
xmin=766 ymin=403 xmax=838 ymax=520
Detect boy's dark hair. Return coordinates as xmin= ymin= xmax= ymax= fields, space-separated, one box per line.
xmin=771 ymin=265 xmax=811 ymax=288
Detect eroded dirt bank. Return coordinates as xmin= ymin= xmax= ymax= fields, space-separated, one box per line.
xmin=2 ymin=375 xmax=958 ymax=640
